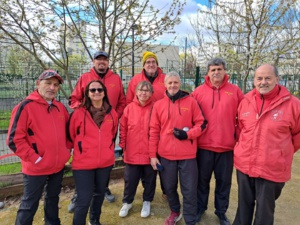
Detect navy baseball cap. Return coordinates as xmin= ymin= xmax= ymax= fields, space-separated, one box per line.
xmin=93 ymin=50 xmax=109 ymax=59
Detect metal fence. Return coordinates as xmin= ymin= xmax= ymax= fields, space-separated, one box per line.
xmin=1 ymin=66 xmax=299 ymax=165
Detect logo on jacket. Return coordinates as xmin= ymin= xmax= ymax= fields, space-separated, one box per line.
xmin=270 ymin=110 xmax=283 ymax=121
xmin=180 ymin=107 xmax=189 ymax=112
xmin=241 ymin=112 xmax=250 ymax=117
xmin=225 ymin=91 xmax=233 ymax=96
xmin=108 ymin=83 xmax=116 ymax=88
xmin=105 ymin=119 xmax=114 ymax=123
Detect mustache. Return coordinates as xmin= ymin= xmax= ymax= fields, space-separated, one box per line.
xmin=259 ymin=85 xmax=268 ymax=88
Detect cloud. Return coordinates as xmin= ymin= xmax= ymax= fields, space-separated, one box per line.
xmin=148 ymin=0 xmax=209 ymax=44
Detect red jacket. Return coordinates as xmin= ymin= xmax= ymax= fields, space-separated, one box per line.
xmin=6 ymin=90 xmax=71 ymax=175
xmin=234 ymin=86 xmax=300 ymax=182
xmin=149 ymin=91 xmax=207 ymax=160
xmin=191 ymin=75 xmax=244 ymax=152
xmin=126 ymin=68 xmax=166 ymax=104
xmin=119 ymin=96 xmax=154 ymax=165
xmin=68 ymin=106 xmax=118 ymax=170
xmin=69 ymin=68 xmax=126 ymax=118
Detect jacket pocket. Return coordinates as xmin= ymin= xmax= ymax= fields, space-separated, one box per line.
xmin=78 ymin=141 xmax=82 ymax=154
xmin=32 ymin=143 xmax=38 ymax=154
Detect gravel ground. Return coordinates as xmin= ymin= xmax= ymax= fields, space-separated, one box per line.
xmin=1 ymin=152 xmax=300 ymax=225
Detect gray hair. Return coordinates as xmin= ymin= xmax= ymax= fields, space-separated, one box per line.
xmin=164 ymin=71 xmax=181 ymax=83
xmin=206 ymin=58 xmax=227 ymax=72
xmin=135 ymin=81 xmax=154 ymax=93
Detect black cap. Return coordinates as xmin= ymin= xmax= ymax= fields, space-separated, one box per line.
xmin=93 ymin=50 xmax=109 ymax=59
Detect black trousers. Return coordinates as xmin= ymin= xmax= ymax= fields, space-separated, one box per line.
xmin=196 ymin=149 xmax=233 ymax=215
xmin=72 ymin=166 xmax=113 ymax=225
xmin=233 ymin=170 xmax=285 ymax=225
xmin=122 ymin=164 xmax=157 ymax=203
xmin=160 ymin=157 xmax=198 ymax=225
xmin=15 ymin=169 xmax=64 ymax=225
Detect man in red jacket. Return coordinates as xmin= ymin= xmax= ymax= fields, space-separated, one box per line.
xmin=233 ymin=64 xmax=300 ymax=225
xmin=6 ymin=70 xmax=71 ymax=225
xmin=150 ymin=71 xmax=207 ymax=225
xmin=191 ymin=58 xmax=243 ymax=225
xmin=68 ymin=50 xmax=126 ymax=211
xmin=126 ymin=51 xmax=166 ymax=104
xmin=69 ymin=50 xmax=126 ymax=118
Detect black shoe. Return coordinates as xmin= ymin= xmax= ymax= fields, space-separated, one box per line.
xmin=217 ymin=213 xmax=230 ymax=225
xmin=88 ymin=222 xmax=101 ymax=225
xmin=196 ymin=210 xmax=205 ymax=223
xmin=105 ymin=188 xmax=115 ymax=203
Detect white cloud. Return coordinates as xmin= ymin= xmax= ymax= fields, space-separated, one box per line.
xmin=148 ymin=0 xmax=209 ymax=44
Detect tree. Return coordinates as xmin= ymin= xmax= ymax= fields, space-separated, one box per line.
xmin=0 ymin=0 xmax=186 ymax=98
xmin=190 ymin=0 xmax=300 ymax=93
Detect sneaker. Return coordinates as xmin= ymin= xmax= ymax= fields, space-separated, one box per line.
xmin=68 ymin=194 xmax=77 ymax=213
xmin=196 ymin=210 xmax=205 ymax=222
xmin=217 ymin=213 xmax=230 ymax=225
xmin=119 ymin=203 xmax=132 ymax=217
xmin=164 ymin=211 xmax=182 ymax=225
xmin=141 ymin=201 xmax=151 ymax=218
xmin=105 ymin=188 xmax=115 ymax=203
xmin=0 ymin=202 xmax=4 ymax=209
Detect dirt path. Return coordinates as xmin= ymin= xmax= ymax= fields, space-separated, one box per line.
xmin=1 ymin=153 xmax=300 ymax=225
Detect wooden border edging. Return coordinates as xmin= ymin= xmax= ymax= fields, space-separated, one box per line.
xmin=0 ymin=161 xmax=125 ymax=199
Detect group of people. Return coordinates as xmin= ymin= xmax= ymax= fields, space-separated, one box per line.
xmin=6 ymin=49 xmax=300 ymax=225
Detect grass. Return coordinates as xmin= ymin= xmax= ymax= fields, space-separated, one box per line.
xmin=0 ymin=163 xmax=21 ymax=175
xmin=0 ymin=110 xmax=11 ymax=130
xmin=0 ymin=162 xmax=74 ymax=177
xmin=2 ymin=152 xmax=300 ymax=224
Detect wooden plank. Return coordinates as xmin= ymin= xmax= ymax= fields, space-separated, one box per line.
xmin=0 ymin=166 xmax=125 ymax=199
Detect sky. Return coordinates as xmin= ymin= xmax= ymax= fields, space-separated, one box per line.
xmin=149 ymin=0 xmax=211 ymax=45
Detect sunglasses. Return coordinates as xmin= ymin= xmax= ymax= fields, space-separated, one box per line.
xmin=89 ymin=88 xmax=104 ymax=93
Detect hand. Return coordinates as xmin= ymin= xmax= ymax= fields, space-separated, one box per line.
xmin=151 ymin=158 xmax=160 ymax=170
xmin=173 ymin=128 xmax=188 ymax=140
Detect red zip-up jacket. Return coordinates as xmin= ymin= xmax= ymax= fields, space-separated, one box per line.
xmin=68 ymin=105 xmax=118 ymax=170
xmin=69 ymin=68 xmax=126 ymax=118
xmin=119 ymin=96 xmax=154 ymax=165
xmin=6 ymin=90 xmax=71 ymax=175
xmin=191 ymin=75 xmax=244 ymax=152
xmin=126 ymin=68 xmax=166 ymax=104
xmin=149 ymin=91 xmax=207 ymax=160
xmin=234 ymin=86 xmax=300 ymax=182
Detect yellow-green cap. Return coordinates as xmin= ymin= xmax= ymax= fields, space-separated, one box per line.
xmin=142 ymin=51 xmax=158 ymax=66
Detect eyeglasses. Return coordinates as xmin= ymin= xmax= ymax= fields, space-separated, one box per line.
xmin=138 ymin=89 xmax=150 ymax=93
xmin=89 ymin=88 xmax=104 ymax=93
xmin=145 ymin=60 xmax=157 ymax=65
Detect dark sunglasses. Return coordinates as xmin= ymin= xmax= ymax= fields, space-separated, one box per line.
xmin=89 ymin=88 xmax=104 ymax=93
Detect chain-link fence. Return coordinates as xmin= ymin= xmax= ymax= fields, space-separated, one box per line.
xmin=1 ymin=65 xmax=299 ymax=164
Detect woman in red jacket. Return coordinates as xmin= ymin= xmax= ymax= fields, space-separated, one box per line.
xmin=68 ymin=80 xmax=118 ymax=225
xmin=118 ymin=81 xmax=156 ymax=218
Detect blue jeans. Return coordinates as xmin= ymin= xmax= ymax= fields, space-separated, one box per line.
xmin=15 ymin=169 xmax=64 ymax=225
